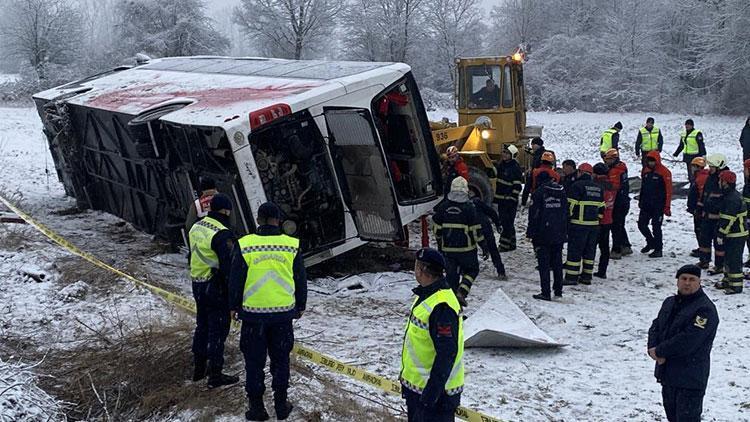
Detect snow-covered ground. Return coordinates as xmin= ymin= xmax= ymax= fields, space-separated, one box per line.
xmin=0 ymin=74 xmax=20 ymax=85
xmin=2 ymin=105 xmax=749 ymax=421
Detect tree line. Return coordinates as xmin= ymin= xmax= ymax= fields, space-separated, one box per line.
xmin=0 ymin=0 xmax=747 ymax=114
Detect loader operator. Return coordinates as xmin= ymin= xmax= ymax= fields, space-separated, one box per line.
xmin=469 ymin=78 xmax=500 ymax=109
xmin=432 ymin=177 xmax=482 ymax=307
xmin=187 ymin=193 xmax=240 ymax=389
xmin=400 ymin=248 xmax=464 ymax=422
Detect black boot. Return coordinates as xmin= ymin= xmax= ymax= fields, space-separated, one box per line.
xmin=274 ymin=390 xmax=294 ymax=420
xmin=192 ymin=360 xmax=207 ymax=382
xmin=246 ymin=396 xmax=269 ymax=421
xmin=690 ymin=248 xmax=701 ymax=258
xmin=532 ymin=293 xmax=551 ymax=301
xmin=207 ymin=368 xmax=239 ymax=389
xmin=648 ymin=250 xmax=663 ymax=258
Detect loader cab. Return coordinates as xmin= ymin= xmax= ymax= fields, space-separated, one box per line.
xmin=455 ymin=56 xmax=531 ymax=166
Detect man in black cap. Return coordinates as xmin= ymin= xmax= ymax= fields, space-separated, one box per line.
xmin=648 ymin=264 xmax=719 ymax=422
xmin=229 ymin=202 xmax=307 ymax=421
xmin=400 ymin=248 xmax=463 ymax=422
xmin=187 ymin=193 xmax=240 ymax=388
xmin=522 ymin=137 xmax=546 ymax=206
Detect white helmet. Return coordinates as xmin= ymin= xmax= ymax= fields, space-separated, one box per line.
xmin=505 ymin=145 xmax=519 ymax=159
xmin=706 ymin=153 xmax=726 ymax=168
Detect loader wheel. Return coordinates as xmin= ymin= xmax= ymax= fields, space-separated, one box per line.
xmin=467 ymin=166 xmax=493 ymax=206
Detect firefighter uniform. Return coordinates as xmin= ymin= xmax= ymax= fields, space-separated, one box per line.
xmin=743 ymin=159 xmax=750 ymax=265
xmin=716 ymin=174 xmax=747 ymax=294
xmin=527 ymin=172 xmax=568 ymax=299
xmin=471 ymin=197 xmax=505 ymax=278
xmin=698 ymin=167 xmax=727 ymax=269
xmin=188 ymin=195 xmax=238 ymax=387
xmin=687 ymin=165 xmax=710 ymax=255
xmin=648 ymin=265 xmax=719 ymax=422
xmin=432 ymin=178 xmax=482 ymax=303
xmin=229 ymin=203 xmax=307 ymax=421
xmin=563 ymin=170 xmax=604 ymax=285
xmin=400 ymin=251 xmax=463 ymax=422
xmin=493 ymin=157 xmax=524 ymax=252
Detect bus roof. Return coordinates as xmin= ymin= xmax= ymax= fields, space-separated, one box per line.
xmin=33 ymin=56 xmax=410 ymax=127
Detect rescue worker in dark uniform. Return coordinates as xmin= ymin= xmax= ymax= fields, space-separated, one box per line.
xmin=527 ymin=172 xmax=567 ymax=300
xmin=697 ymin=154 xmax=728 ymax=272
xmin=673 ymin=119 xmax=706 ymax=183
xmin=605 ymin=148 xmax=633 ymax=258
xmin=493 ymin=144 xmax=524 ymax=252
xmin=593 ymin=163 xmax=615 ymax=279
xmin=531 ymin=151 xmax=560 ymax=192
xmin=432 ymin=177 xmax=482 ymax=307
xmin=521 ymin=137 xmax=546 ymax=206
xmin=229 ymin=202 xmax=307 ymax=421
xmin=599 ymin=121 xmax=622 ymax=158
xmin=400 ymin=248 xmax=463 ymax=422
xmin=648 ymin=264 xmax=719 ymax=422
xmin=715 ymin=171 xmax=747 ymax=294
xmin=563 ymin=163 xmax=604 ymax=285
xmin=687 ymin=157 xmax=709 ymax=257
xmin=635 ymin=117 xmax=664 ymax=167
xmin=470 ymin=194 xmax=506 ymax=280
xmin=560 ymin=159 xmax=578 ymax=192
xmin=743 ymin=159 xmax=750 ymax=267
xmin=187 ymin=193 xmax=240 ymax=388
xmin=638 ymin=151 xmax=673 ymax=258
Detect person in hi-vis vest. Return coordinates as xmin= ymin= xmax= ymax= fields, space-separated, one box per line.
xmin=599 ymin=122 xmax=623 ymax=158
xmin=635 ymin=117 xmax=664 ymax=167
xmin=187 ymin=193 xmax=239 ymax=389
xmin=229 ymin=202 xmax=306 ymax=421
xmin=400 ymin=248 xmax=464 ymax=422
xmin=673 ymin=119 xmax=706 ymax=183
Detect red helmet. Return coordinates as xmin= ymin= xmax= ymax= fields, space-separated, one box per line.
xmin=719 ymin=170 xmax=737 ymax=184
xmin=577 ymin=163 xmax=593 ymax=174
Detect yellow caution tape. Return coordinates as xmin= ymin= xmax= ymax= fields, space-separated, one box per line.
xmin=0 ymin=195 xmax=506 ymax=422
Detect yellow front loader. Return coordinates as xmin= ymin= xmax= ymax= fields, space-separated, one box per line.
xmin=431 ymin=50 xmax=543 ymax=204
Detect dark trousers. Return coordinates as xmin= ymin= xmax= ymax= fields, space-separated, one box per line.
xmin=444 ymin=251 xmax=479 ymax=296
xmin=684 ymin=155 xmax=698 ymax=183
xmin=535 ymin=242 xmax=563 ymax=297
xmin=698 ymin=219 xmax=723 ymax=266
xmin=611 ymin=204 xmax=631 ymax=252
xmin=564 ymin=225 xmax=599 ymax=281
xmin=404 ymin=389 xmax=458 ymax=422
xmin=240 ymin=320 xmax=294 ymax=397
xmin=479 ymin=228 xmax=504 ymax=275
xmin=597 ymin=224 xmax=611 ymax=274
xmin=693 ymin=215 xmax=702 ymax=248
xmin=662 ymin=385 xmax=704 ymax=422
xmin=638 ymin=209 xmax=664 ymax=251
xmin=192 ymin=282 xmax=231 ymax=373
xmin=724 ymin=236 xmax=745 ymax=292
xmin=496 ymin=200 xmax=518 ymax=251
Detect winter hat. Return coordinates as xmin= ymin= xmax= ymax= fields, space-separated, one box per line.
xmin=614 ymin=122 xmax=623 ymax=130
xmin=416 ymin=247 xmax=445 ymax=271
xmin=577 ymin=163 xmax=593 ymax=174
xmin=448 ymin=177 xmax=470 ymax=203
xmin=676 ymin=264 xmax=701 ymax=279
xmin=257 ymin=201 xmax=282 ymax=220
xmin=199 ymin=176 xmax=217 ymax=192
xmin=210 ymin=193 xmax=233 ymax=212
xmin=719 ymin=170 xmax=737 ymax=185
xmin=593 ymin=163 xmax=609 ymax=175
xmin=531 ymin=137 xmax=544 ymax=146
xmin=685 ymin=119 xmax=695 ymax=126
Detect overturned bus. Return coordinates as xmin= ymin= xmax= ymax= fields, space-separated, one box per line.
xmin=33 ymin=57 xmax=444 ymax=265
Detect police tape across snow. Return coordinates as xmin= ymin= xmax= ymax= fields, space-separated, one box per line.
xmin=0 ymin=194 xmax=506 ymax=422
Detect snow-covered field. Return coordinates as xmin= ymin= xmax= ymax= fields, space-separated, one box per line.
xmin=1 ymin=105 xmax=749 ymax=421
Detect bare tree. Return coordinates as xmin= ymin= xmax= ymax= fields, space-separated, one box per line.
xmin=424 ymin=0 xmax=482 ymax=86
xmin=116 ymin=0 xmax=230 ymax=58
xmin=0 ymin=0 xmax=83 ymax=82
xmin=234 ymin=0 xmax=341 ymax=60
